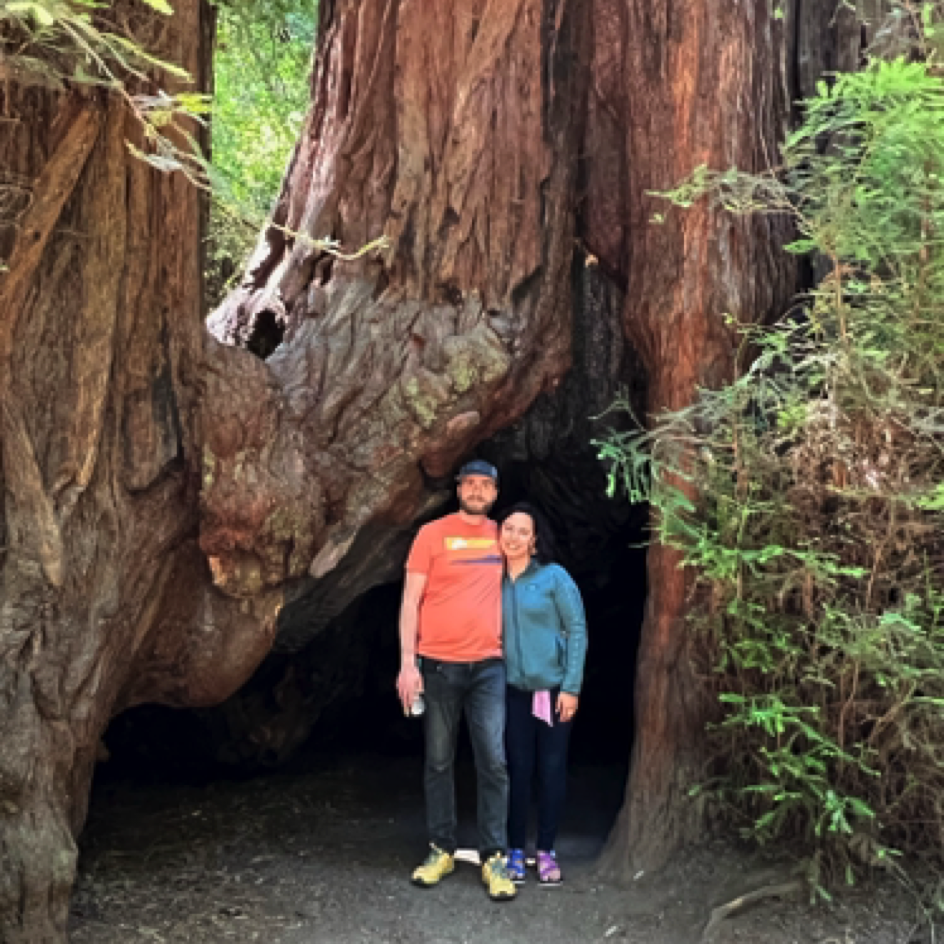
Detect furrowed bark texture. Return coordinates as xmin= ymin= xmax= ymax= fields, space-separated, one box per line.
xmin=0 ymin=2 xmax=592 ymax=936
xmin=0 ymin=0 xmax=881 ymax=935
xmin=0 ymin=4 xmax=281 ymax=940
xmin=588 ymin=0 xmax=797 ymax=877
xmin=206 ymin=0 xmax=592 ymax=623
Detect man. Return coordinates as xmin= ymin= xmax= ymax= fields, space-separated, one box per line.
xmin=396 ymin=459 xmax=516 ymax=902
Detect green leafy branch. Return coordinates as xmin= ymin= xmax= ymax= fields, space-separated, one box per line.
xmin=598 ymin=2 xmax=944 ymax=902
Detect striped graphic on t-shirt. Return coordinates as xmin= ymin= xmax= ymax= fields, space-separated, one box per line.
xmin=445 ymin=537 xmax=496 ymax=550
xmin=445 ymin=535 xmax=502 ymax=565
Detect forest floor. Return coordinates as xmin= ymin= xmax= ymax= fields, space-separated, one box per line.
xmin=70 ymin=753 xmax=922 ymax=944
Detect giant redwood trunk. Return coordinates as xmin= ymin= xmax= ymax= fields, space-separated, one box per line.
xmin=2 ymin=0 xmax=593 ymax=939
xmin=0 ymin=4 xmax=283 ymax=940
xmin=1 ymin=0 xmax=873 ymax=938
xmin=590 ymin=0 xmax=876 ymax=876
xmin=205 ymin=0 xmax=593 ymax=602
xmin=588 ymin=1 xmax=798 ymax=876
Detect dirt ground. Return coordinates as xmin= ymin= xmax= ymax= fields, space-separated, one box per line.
xmin=70 ymin=753 xmax=923 ymax=944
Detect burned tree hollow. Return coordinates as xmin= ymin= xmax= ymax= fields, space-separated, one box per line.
xmin=101 ymin=261 xmax=648 ymax=848
xmin=101 ymin=510 xmax=646 ymax=782
xmin=97 ymin=533 xmax=646 ymax=873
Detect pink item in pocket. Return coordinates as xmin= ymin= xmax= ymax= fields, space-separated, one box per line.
xmin=532 ymin=689 xmax=553 ymax=726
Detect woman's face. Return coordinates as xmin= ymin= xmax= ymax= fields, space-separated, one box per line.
xmin=500 ymin=512 xmax=536 ymax=563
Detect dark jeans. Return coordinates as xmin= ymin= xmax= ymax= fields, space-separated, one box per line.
xmin=421 ymin=657 xmax=508 ymax=858
xmin=506 ymin=684 xmax=573 ymax=851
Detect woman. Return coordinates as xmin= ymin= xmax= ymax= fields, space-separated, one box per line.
xmin=499 ymin=502 xmax=588 ymax=887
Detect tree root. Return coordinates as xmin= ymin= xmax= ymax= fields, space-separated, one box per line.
xmin=701 ymin=879 xmax=804 ymax=943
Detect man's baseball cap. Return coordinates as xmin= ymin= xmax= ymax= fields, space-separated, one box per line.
xmin=456 ymin=459 xmax=499 ymax=483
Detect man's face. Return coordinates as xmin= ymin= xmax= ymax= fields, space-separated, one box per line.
xmin=457 ymin=474 xmax=498 ymax=516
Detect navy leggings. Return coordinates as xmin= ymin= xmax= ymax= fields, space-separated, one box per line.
xmin=506 ymin=684 xmax=574 ymax=851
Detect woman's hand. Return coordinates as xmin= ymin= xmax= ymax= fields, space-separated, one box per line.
xmin=557 ymin=691 xmax=578 ymax=723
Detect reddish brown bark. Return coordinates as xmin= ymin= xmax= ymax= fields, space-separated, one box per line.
xmin=0 ymin=4 xmax=271 ymax=940
xmin=595 ymin=0 xmax=883 ymax=875
xmin=2 ymin=1 xmax=593 ymax=939
xmin=206 ymin=0 xmax=799 ymax=879
xmin=589 ymin=1 xmax=797 ymax=876
xmin=0 ymin=0 xmax=878 ymax=937
xmin=205 ymin=0 xmax=592 ymax=609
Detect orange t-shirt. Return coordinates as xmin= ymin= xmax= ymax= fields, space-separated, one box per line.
xmin=406 ymin=513 xmax=502 ymax=663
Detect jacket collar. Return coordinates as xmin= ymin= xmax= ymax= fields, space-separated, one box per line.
xmin=505 ymin=558 xmax=541 ymax=582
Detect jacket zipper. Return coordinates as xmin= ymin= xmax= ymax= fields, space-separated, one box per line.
xmin=510 ymin=577 xmax=526 ymax=687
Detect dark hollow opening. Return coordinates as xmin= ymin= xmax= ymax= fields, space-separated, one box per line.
xmin=246 ymin=309 xmax=285 ymax=359
xmin=99 ymin=495 xmax=647 ymax=760
xmin=88 ymin=264 xmax=648 ymax=882
xmin=95 ymin=488 xmax=646 ymax=865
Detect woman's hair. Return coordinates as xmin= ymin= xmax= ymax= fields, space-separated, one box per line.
xmin=497 ymin=502 xmax=559 ymax=564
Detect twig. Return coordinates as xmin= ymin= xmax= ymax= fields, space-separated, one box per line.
xmin=701 ymin=879 xmax=803 ymax=943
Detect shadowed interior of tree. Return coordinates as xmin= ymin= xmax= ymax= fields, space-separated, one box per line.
xmin=100 ymin=411 xmax=647 ymax=835
xmin=101 ymin=497 xmax=645 ymax=775
xmin=92 ymin=235 xmax=648 ymax=877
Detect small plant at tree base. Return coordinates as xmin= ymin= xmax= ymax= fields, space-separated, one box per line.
xmin=598 ymin=1 xmax=944 ymax=902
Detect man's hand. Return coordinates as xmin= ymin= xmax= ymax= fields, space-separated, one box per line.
xmin=397 ymin=571 xmax=427 ymax=713
xmin=397 ymin=663 xmax=423 ymax=714
xmin=557 ymin=691 xmax=578 ymax=723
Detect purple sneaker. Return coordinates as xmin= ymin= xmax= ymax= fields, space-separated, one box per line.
xmin=536 ymin=850 xmax=562 ymax=886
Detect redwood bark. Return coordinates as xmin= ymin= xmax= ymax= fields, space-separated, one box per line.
xmin=592 ymin=0 xmax=886 ymax=877
xmin=205 ymin=0 xmax=592 ymax=615
xmin=588 ymin=1 xmax=797 ymax=876
xmin=2 ymin=1 xmax=593 ymax=939
xmin=0 ymin=0 xmax=877 ymax=937
xmin=207 ymin=0 xmax=798 ymax=878
xmin=0 ymin=5 xmax=275 ymax=940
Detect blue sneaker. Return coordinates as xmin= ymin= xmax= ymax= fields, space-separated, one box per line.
xmin=506 ymin=848 xmax=526 ymax=884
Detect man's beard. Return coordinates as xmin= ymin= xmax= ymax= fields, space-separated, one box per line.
xmin=458 ymin=496 xmax=495 ymax=516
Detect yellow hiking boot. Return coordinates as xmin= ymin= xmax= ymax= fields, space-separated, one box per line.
xmin=481 ymin=852 xmax=517 ymax=901
xmin=411 ymin=845 xmax=455 ymax=887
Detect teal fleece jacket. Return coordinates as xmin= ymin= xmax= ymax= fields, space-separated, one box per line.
xmin=502 ymin=561 xmax=588 ymax=695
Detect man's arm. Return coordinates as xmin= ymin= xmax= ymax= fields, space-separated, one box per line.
xmin=396 ymin=571 xmax=427 ymax=712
